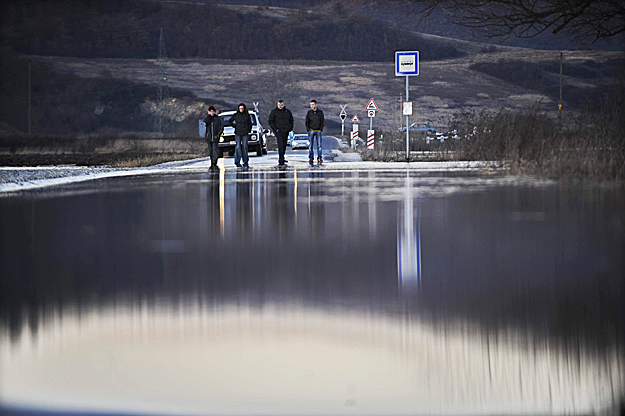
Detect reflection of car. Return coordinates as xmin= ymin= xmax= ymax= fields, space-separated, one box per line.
xmin=291 ymin=134 xmax=310 ymax=150
xmin=400 ymin=122 xmax=436 ymax=135
xmin=199 ymin=110 xmax=268 ymax=157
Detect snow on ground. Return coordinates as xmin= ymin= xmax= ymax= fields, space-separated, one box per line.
xmin=0 ymin=151 xmax=498 ymax=195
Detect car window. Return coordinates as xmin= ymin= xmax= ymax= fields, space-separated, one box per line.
xmin=220 ymin=113 xmax=258 ymax=127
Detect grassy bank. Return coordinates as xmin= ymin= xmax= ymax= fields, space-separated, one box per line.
xmin=0 ymin=133 xmax=207 ymax=168
xmin=362 ymin=101 xmax=625 ymax=181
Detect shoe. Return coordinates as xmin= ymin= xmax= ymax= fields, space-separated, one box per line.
xmin=317 ymin=157 xmax=323 ymax=165
xmin=309 ymin=158 xmax=314 ymax=166
xmin=209 ymin=164 xmax=219 ymax=171
xmin=235 ymin=162 xmax=242 ymax=168
xmin=243 ymin=164 xmax=249 ymax=170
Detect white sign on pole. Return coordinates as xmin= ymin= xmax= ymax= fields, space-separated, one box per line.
xmin=351 ymin=124 xmax=359 ymax=150
xmin=395 ymin=52 xmax=419 ymax=76
xmin=350 ymin=114 xmax=360 ymax=123
xmin=368 ymin=110 xmax=376 ymax=118
xmin=402 ymin=101 xmax=413 ymax=116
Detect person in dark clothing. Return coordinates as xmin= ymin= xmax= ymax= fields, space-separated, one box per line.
xmin=268 ymin=99 xmax=294 ymax=167
xmin=305 ymin=99 xmax=324 ymax=166
xmin=203 ymin=106 xmax=223 ymax=170
xmin=228 ymin=103 xmax=253 ymax=169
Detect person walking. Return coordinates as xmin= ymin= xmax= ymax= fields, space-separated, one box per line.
xmin=229 ymin=103 xmax=252 ymax=169
xmin=305 ymin=99 xmax=324 ymax=166
xmin=203 ymin=106 xmax=223 ymax=170
xmin=268 ymin=99 xmax=294 ymax=167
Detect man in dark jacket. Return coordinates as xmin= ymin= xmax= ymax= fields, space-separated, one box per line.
xmin=228 ymin=103 xmax=253 ymax=169
xmin=268 ymin=99 xmax=294 ymax=167
xmin=305 ymin=99 xmax=324 ymax=166
xmin=203 ymin=106 xmax=223 ymax=170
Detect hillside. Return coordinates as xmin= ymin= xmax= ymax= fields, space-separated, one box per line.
xmin=16 ymin=49 xmax=622 ymax=136
xmin=0 ymin=0 xmax=460 ymax=62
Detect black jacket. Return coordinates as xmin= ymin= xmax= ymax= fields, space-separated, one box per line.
xmin=268 ymin=107 xmax=294 ymax=134
xmin=229 ymin=111 xmax=253 ymax=136
xmin=305 ymin=109 xmax=324 ymax=131
xmin=203 ymin=114 xmax=223 ymax=142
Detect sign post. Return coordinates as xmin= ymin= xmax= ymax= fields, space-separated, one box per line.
xmin=367 ymin=130 xmax=375 ymax=149
xmin=395 ymin=51 xmax=419 ymax=162
xmin=340 ymin=104 xmax=347 ymax=137
xmin=350 ymin=114 xmax=360 ymax=149
xmin=365 ymin=98 xmax=379 ymax=131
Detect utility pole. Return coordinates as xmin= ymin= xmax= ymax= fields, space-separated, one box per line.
xmin=154 ymin=28 xmax=174 ymax=136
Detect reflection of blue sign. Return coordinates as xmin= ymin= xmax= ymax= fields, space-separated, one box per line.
xmin=395 ymin=51 xmax=419 ymax=76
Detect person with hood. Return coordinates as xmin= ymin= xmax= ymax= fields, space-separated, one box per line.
xmin=203 ymin=106 xmax=223 ymax=170
xmin=228 ymin=103 xmax=253 ymax=169
xmin=305 ymin=99 xmax=324 ymax=166
xmin=268 ymin=99 xmax=294 ymax=167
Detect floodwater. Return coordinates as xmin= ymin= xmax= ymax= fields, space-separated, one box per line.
xmin=0 ymin=167 xmax=623 ymax=415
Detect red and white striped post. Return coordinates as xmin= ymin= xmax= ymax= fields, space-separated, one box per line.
xmin=351 ymin=125 xmax=359 ymax=149
xmin=367 ymin=130 xmax=375 ymax=149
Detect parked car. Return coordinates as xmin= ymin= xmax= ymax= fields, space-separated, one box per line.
xmin=399 ymin=122 xmax=436 ymax=135
xmin=291 ymin=134 xmax=310 ymax=150
xmin=198 ymin=110 xmax=268 ymax=157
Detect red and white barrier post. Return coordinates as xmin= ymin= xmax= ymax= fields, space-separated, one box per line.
xmin=367 ymin=130 xmax=374 ymax=149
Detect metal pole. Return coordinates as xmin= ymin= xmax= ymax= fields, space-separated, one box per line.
xmin=341 ymin=121 xmax=344 ymax=137
xmin=559 ymin=52 xmax=563 ymax=117
xmin=369 ymin=115 xmax=373 ymax=131
xmin=405 ymin=76 xmax=410 ymax=162
xmin=28 ymin=59 xmax=32 ymax=135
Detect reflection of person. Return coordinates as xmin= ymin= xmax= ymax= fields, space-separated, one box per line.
xmin=229 ymin=103 xmax=252 ymax=169
xmin=268 ymin=99 xmax=294 ymax=167
xmin=305 ymin=99 xmax=324 ymax=166
xmin=203 ymin=106 xmax=223 ymax=170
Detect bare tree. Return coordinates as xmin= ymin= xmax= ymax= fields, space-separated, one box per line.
xmin=398 ymin=0 xmax=625 ymax=43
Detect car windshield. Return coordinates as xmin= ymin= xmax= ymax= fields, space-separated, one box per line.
xmin=220 ymin=113 xmax=257 ymax=127
xmin=294 ymin=135 xmax=308 ymax=140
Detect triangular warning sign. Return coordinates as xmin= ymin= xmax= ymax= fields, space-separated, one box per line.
xmin=365 ymin=98 xmax=379 ymax=111
xmin=350 ymin=114 xmax=360 ymax=123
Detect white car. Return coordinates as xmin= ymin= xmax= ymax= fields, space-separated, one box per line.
xmin=291 ymin=134 xmax=310 ymax=150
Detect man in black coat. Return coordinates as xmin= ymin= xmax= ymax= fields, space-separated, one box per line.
xmin=203 ymin=106 xmax=223 ymax=170
xmin=305 ymin=99 xmax=324 ymax=166
xmin=228 ymin=103 xmax=253 ymax=169
xmin=268 ymin=99 xmax=294 ymax=167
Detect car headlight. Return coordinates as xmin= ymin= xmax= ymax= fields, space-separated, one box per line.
xmin=219 ymin=135 xmax=224 ymax=143
xmin=251 ymin=134 xmax=257 ymax=140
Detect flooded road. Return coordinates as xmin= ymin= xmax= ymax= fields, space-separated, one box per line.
xmin=1 ymin=167 xmax=623 ymax=415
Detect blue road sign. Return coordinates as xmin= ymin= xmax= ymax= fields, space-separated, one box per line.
xmin=395 ymin=51 xmax=419 ymax=76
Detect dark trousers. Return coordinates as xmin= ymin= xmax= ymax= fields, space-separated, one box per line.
xmin=207 ymin=139 xmax=219 ymax=166
xmin=275 ymin=131 xmax=288 ymax=164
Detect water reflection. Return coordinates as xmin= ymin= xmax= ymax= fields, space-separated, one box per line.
xmin=398 ymin=173 xmax=422 ymax=290
xmin=0 ymin=169 xmax=623 ymax=414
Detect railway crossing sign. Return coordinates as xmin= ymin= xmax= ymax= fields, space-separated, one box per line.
xmin=351 ymin=114 xmax=360 ymax=123
xmin=340 ymin=104 xmax=348 ymax=135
